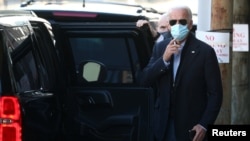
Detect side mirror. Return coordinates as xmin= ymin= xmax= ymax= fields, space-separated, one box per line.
xmin=78 ymin=60 xmax=107 ymax=83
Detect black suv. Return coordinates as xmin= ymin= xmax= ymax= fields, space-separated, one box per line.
xmin=0 ymin=10 xmax=63 ymax=141
xmin=18 ymin=1 xmax=161 ymax=141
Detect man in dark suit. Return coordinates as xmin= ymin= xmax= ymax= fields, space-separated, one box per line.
xmin=140 ymin=5 xmax=223 ymax=141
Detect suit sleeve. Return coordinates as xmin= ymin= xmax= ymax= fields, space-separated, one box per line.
xmin=139 ymin=40 xmax=171 ymax=87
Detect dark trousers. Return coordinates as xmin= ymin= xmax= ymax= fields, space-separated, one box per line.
xmin=164 ymin=117 xmax=176 ymax=141
xmin=153 ymin=118 xmax=177 ymax=141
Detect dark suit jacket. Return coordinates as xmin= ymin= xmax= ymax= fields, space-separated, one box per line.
xmin=140 ymin=33 xmax=223 ymax=141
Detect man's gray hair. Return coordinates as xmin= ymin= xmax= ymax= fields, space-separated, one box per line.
xmin=167 ymin=5 xmax=193 ymax=20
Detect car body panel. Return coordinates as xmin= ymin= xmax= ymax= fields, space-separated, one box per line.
xmin=53 ymin=22 xmax=155 ymax=141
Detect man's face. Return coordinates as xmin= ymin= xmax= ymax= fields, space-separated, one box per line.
xmin=157 ymin=18 xmax=169 ymax=33
xmin=168 ymin=8 xmax=193 ymax=31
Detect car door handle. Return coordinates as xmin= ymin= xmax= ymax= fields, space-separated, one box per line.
xmin=76 ymin=90 xmax=113 ymax=108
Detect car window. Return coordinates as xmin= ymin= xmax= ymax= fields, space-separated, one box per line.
xmin=6 ymin=26 xmax=40 ymax=92
xmin=13 ymin=50 xmax=39 ymax=92
xmin=69 ymin=36 xmax=139 ymax=84
xmin=31 ymin=21 xmax=57 ymax=90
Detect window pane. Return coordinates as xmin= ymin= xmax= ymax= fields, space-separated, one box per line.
xmin=13 ymin=50 xmax=40 ymax=92
xmin=70 ymin=37 xmax=137 ymax=84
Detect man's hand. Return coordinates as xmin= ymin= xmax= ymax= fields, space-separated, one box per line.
xmin=163 ymin=39 xmax=180 ymax=62
xmin=190 ymin=124 xmax=206 ymax=141
xmin=136 ymin=19 xmax=158 ymax=38
xmin=136 ymin=19 xmax=149 ymax=27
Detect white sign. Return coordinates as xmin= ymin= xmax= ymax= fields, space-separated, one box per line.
xmin=196 ymin=30 xmax=230 ymax=63
xmin=233 ymin=24 xmax=249 ymax=52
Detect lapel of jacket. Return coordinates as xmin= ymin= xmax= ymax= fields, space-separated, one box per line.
xmin=175 ymin=33 xmax=200 ymax=85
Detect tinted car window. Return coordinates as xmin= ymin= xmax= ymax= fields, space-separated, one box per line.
xmin=70 ymin=37 xmax=139 ymax=84
xmin=13 ymin=50 xmax=39 ymax=92
xmin=5 ymin=26 xmax=40 ymax=92
xmin=31 ymin=21 xmax=57 ymax=90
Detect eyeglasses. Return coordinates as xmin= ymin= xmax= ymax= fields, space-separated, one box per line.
xmin=169 ymin=19 xmax=187 ymax=26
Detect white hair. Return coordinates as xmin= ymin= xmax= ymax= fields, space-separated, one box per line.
xmin=167 ymin=5 xmax=193 ymax=20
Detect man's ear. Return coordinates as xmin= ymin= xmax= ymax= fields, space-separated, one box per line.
xmin=188 ymin=20 xmax=193 ymax=30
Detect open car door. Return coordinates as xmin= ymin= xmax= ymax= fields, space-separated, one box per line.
xmin=55 ymin=23 xmax=155 ymax=141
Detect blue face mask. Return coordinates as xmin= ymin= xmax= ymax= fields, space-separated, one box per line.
xmin=170 ymin=24 xmax=189 ymax=41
